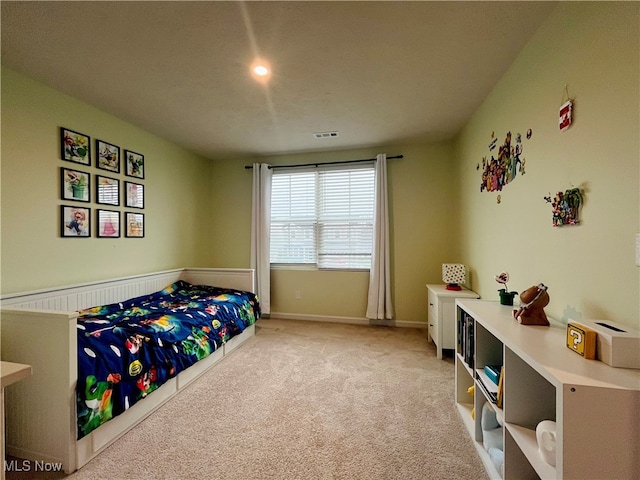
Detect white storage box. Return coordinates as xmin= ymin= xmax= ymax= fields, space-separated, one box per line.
xmin=577 ymin=319 xmax=640 ymax=369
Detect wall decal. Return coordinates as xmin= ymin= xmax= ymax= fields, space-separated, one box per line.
xmin=480 ymin=129 xmax=531 ymax=202
xmin=544 ymin=187 xmax=583 ymax=226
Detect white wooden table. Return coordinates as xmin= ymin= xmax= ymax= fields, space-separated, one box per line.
xmin=1 ymin=361 xmax=32 ymax=480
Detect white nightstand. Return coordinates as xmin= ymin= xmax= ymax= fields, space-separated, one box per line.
xmin=426 ymin=284 xmax=479 ymax=359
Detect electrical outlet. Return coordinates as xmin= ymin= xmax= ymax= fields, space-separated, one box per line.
xmin=295 ymin=290 xmax=301 ymax=300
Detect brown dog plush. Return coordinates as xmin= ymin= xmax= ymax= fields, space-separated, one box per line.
xmin=513 ymin=284 xmax=550 ymax=326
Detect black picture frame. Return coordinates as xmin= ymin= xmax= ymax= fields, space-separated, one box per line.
xmin=97 ymin=209 xmax=121 ymax=238
xmin=61 ymin=167 xmax=90 ymax=203
xmin=96 ymin=175 xmax=120 ymax=206
xmin=60 ymin=127 xmax=90 ymax=165
xmin=125 ymin=212 xmax=144 ymax=238
xmin=124 ymin=181 xmax=144 ymax=209
xmin=96 ymin=139 xmax=120 ymax=173
xmin=61 ymin=205 xmax=91 ymax=237
xmin=124 ymin=149 xmax=144 ymax=179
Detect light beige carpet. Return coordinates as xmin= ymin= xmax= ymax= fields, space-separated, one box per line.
xmin=8 ymin=319 xmax=487 ymax=480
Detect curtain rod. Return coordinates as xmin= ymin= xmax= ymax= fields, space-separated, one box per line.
xmin=244 ymin=154 xmax=403 ymax=170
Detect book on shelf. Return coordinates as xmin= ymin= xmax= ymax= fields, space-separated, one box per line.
xmin=457 ymin=309 xmax=475 ymax=369
xmin=496 ymin=366 xmax=504 ymax=409
xmin=457 ymin=310 xmax=463 ymax=351
xmin=484 ymin=365 xmax=501 ymax=385
xmin=465 ymin=314 xmax=474 ymax=368
xmin=475 ymin=368 xmax=498 ymax=404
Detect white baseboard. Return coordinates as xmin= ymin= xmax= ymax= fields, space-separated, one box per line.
xmin=268 ymin=311 xmax=428 ymax=329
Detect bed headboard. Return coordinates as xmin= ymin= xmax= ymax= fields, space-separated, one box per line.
xmin=0 ymin=268 xmax=255 ymax=312
xmin=181 ymin=268 xmax=256 ymax=294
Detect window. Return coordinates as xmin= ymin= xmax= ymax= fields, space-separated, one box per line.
xmin=270 ymin=164 xmax=375 ymax=269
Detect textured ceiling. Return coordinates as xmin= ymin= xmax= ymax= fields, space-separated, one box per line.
xmin=1 ymin=1 xmax=556 ymax=159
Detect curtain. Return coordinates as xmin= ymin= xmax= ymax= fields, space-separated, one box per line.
xmin=250 ymin=163 xmax=272 ymax=314
xmin=366 ymin=153 xmax=394 ymax=320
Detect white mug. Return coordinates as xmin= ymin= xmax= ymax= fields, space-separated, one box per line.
xmin=536 ymin=420 xmax=557 ymax=467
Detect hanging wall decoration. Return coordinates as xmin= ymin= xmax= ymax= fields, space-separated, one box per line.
xmin=61 ymin=205 xmax=91 ymax=237
xmin=559 ymin=85 xmax=573 ymax=132
xmin=544 ymin=187 xmax=583 ymax=226
xmin=61 ymin=127 xmax=90 ymax=165
xmin=96 ymin=139 xmax=120 ymax=173
xmin=479 ymin=129 xmax=531 ymax=203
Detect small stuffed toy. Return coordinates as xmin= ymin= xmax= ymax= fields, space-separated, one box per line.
xmin=467 ymin=385 xmax=476 ymax=419
xmin=513 ymin=283 xmax=550 ymax=326
xmin=481 ymin=402 xmax=504 ymax=473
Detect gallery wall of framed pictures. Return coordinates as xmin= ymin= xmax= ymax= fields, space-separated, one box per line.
xmin=60 ymin=126 xmax=145 ymax=238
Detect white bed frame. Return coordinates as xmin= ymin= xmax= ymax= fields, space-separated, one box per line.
xmin=0 ymin=268 xmax=256 ymax=473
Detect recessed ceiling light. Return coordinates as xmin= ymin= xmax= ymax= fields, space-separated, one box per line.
xmin=250 ymin=60 xmax=271 ymax=81
xmin=253 ymin=65 xmax=269 ymax=76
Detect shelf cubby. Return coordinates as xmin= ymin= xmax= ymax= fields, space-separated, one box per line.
xmin=454 ymin=299 xmax=640 ymax=480
xmin=503 ymin=347 xmax=555 ymax=429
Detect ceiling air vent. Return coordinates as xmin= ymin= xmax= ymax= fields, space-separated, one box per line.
xmin=313 ymin=131 xmax=339 ymax=139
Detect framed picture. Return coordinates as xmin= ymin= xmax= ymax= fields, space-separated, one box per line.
xmin=97 ymin=209 xmax=120 ymax=238
xmin=125 ymin=181 xmax=144 ymax=209
xmin=96 ymin=175 xmax=120 ymax=206
xmin=61 ymin=205 xmax=90 ymax=237
xmin=61 ymin=167 xmax=90 ymax=203
xmin=125 ymin=150 xmax=144 ymax=179
xmin=61 ymin=127 xmax=91 ymax=165
xmin=125 ymin=212 xmax=144 ymax=238
xmin=96 ymin=139 xmax=120 ymax=173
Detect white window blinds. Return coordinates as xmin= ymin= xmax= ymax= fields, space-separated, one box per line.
xmin=270 ymin=164 xmax=375 ymax=269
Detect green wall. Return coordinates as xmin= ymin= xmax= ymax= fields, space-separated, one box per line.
xmin=455 ymin=2 xmax=639 ymax=328
xmin=209 ymin=142 xmax=458 ymax=324
xmin=3 ymin=2 xmax=637 ymax=330
xmin=1 ymin=67 xmax=213 ymax=294
xmin=208 ymin=1 xmax=640 ymax=328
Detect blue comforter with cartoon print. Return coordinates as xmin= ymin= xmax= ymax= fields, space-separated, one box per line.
xmin=76 ymin=280 xmax=260 ymax=439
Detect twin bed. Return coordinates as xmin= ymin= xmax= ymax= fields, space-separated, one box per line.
xmin=0 ymin=268 xmax=260 ymax=473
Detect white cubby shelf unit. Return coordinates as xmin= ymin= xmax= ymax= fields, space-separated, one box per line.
xmin=454 ymin=299 xmax=640 ymax=480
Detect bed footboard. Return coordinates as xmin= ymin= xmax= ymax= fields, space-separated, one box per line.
xmin=0 ymin=267 xmax=256 ymax=473
xmin=1 ymin=309 xmax=78 ymax=471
